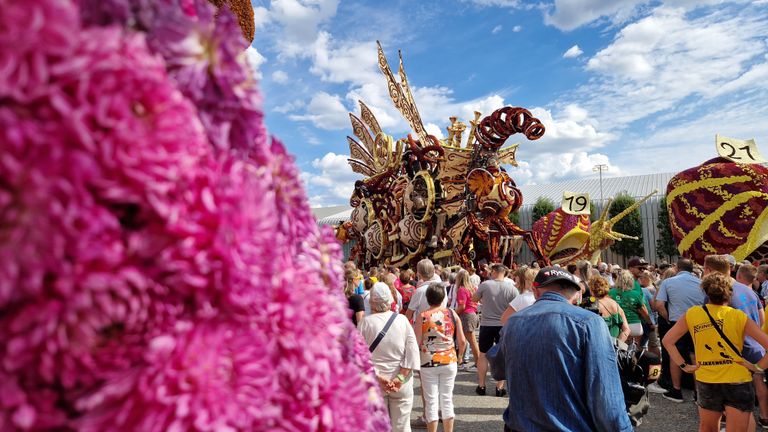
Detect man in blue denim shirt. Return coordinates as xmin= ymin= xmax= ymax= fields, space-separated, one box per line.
xmin=500 ymin=267 xmax=632 ymax=432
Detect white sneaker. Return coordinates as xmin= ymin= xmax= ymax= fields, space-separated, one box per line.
xmin=647 ymin=382 xmax=667 ymax=394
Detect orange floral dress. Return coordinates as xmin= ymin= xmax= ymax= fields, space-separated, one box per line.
xmin=419 ymin=308 xmax=458 ymax=367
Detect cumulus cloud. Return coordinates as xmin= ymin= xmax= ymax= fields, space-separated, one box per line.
xmin=492 ymin=25 xmax=503 ymax=34
xmin=544 ymin=0 xmax=645 ymax=31
xmin=528 ymin=105 xmax=613 ymax=154
xmin=512 ymin=25 xmax=523 ymax=32
xmin=289 ymin=92 xmax=350 ymax=130
xmin=512 ymin=151 xmax=620 ymax=185
xmin=245 ymin=46 xmax=266 ymax=79
xmin=304 ymin=152 xmax=362 ymax=206
xmin=563 ymin=45 xmax=583 ymax=58
xmin=267 ymin=0 xmax=340 ymax=58
xmin=574 ymin=6 xmax=768 ymax=127
xmin=271 ymin=70 xmax=289 ymax=84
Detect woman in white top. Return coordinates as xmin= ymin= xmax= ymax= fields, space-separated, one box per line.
xmin=500 ymin=268 xmax=538 ymax=324
xmin=359 ymin=283 xmax=420 ymax=432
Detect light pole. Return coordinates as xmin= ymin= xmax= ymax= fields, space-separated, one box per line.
xmin=593 ymin=164 xmax=608 ymax=204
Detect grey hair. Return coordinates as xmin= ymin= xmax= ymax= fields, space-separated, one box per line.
xmin=417 ymin=258 xmax=435 ymax=280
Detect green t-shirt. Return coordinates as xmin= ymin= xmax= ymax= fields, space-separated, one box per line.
xmin=609 ymin=288 xmax=645 ymax=324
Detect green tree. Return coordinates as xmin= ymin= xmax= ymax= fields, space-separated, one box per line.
xmin=608 ymin=192 xmax=644 ymax=258
xmin=532 ymin=197 xmax=556 ymax=223
xmin=590 ymin=199 xmax=600 ymax=222
xmin=656 ymin=195 xmax=678 ymax=260
xmin=508 ymin=210 xmax=520 ymax=225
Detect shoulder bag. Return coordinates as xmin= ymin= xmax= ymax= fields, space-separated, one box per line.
xmin=702 ymin=305 xmax=742 ymax=358
xmin=369 ymin=312 xmax=398 ymax=353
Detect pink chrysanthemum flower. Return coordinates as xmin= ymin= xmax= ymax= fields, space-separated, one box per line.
xmin=0 ymin=0 xmax=388 ymax=430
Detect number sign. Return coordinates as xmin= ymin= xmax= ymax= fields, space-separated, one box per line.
xmin=562 ymin=191 xmax=590 ymax=215
xmin=716 ymin=134 xmax=766 ymax=164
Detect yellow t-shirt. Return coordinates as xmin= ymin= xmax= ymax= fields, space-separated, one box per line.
xmin=685 ymin=304 xmax=751 ymax=384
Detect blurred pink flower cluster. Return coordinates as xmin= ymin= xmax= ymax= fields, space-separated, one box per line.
xmin=0 ymin=0 xmax=388 ymax=430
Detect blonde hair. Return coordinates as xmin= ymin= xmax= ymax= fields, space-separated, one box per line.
xmin=704 ymin=255 xmax=730 ymax=275
xmin=344 ymin=269 xmax=361 ymax=297
xmin=519 ymin=268 xmax=538 ymax=293
xmin=455 ymin=270 xmax=473 ymax=294
xmin=615 ymin=270 xmax=635 ymax=292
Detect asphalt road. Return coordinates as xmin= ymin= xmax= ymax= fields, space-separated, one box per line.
xmin=409 ymin=369 xmax=703 ymax=431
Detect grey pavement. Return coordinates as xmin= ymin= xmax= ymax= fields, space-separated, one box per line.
xmin=409 ymin=369 xmax=704 ymax=431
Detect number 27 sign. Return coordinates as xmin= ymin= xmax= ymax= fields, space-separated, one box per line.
xmin=562 ymin=191 xmax=590 ymax=215
xmin=716 ymin=134 xmax=766 ymax=164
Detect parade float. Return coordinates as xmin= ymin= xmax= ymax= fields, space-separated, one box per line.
xmin=667 ymin=136 xmax=768 ymax=264
xmin=338 ymin=44 xmax=649 ymax=269
xmin=0 ymin=0 xmax=389 ymax=430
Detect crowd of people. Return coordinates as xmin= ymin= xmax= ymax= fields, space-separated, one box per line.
xmin=342 ymin=255 xmax=768 ymax=431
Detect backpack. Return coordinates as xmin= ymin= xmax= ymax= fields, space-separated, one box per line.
xmin=399 ymin=284 xmax=415 ymax=308
xmin=615 ymin=340 xmax=659 ymax=427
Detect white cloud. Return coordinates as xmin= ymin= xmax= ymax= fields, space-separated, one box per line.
xmin=424 ymin=123 xmax=445 ymax=139
xmin=309 ymin=32 xmax=380 ymax=86
xmin=464 ymin=0 xmax=520 ymax=6
xmin=563 ymin=44 xmax=583 ymax=58
xmin=575 ymin=6 xmax=768 ymax=128
xmin=256 ymin=0 xmax=340 ymax=58
xmin=512 ymin=151 xmax=620 ymax=185
xmin=271 ymin=70 xmax=289 ymax=84
xmin=544 ymin=0 xmax=645 ymax=31
xmin=245 ymin=46 xmax=266 ymax=79
xmin=527 ymin=105 xmax=613 ymax=154
xmin=289 ymin=92 xmax=350 ymax=130
xmin=304 ymin=152 xmax=362 ymax=206
xmin=492 ymin=25 xmax=503 ymax=34
xmin=512 ymin=25 xmax=523 ymax=32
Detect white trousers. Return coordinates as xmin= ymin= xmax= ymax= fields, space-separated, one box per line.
xmin=385 ymin=377 xmax=414 ymax=432
xmin=420 ymin=363 xmax=457 ymax=423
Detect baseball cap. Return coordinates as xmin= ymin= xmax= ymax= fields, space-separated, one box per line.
xmin=370 ymin=282 xmax=393 ymax=307
xmin=627 ymin=257 xmax=648 ymax=269
xmin=533 ymin=267 xmax=581 ymax=290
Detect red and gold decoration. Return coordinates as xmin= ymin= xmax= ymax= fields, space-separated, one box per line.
xmin=341 ymin=43 xmax=549 ymax=269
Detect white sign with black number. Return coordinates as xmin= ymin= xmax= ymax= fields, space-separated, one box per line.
xmin=716 ymin=134 xmax=766 ymax=164
xmin=562 ymin=191 xmax=590 ymax=215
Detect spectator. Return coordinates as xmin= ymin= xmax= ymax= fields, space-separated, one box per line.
xmin=499 ymin=267 xmax=632 ymax=432
xmin=610 ymin=270 xmax=652 ymax=346
xmin=663 ymin=273 xmax=768 ymax=432
xmin=455 ymin=270 xmax=480 ymax=371
xmin=398 ymin=270 xmax=416 ymax=313
xmin=344 ymin=269 xmax=365 ymax=326
xmin=588 ymin=276 xmax=630 ymax=342
xmin=500 ymin=267 xmax=538 ymax=324
xmin=598 ymin=262 xmax=614 ymax=286
xmin=414 ymin=283 xmax=466 ymax=432
xmin=651 ymin=258 xmax=706 ymax=402
xmin=759 ymin=264 xmax=768 ymax=300
xmin=638 ymin=270 xmax=661 ymax=357
xmin=708 ymin=256 xmax=768 ymax=427
xmin=384 ymin=273 xmax=404 ymax=313
xmin=359 ymin=283 xmax=420 ymax=432
xmin=472 ymin=264 xmax=519 ymax=397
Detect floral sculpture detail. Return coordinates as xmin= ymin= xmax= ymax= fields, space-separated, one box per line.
xmin=0 ymin=0 xmax=388 ymax=430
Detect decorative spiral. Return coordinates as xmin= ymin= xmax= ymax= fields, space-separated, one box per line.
xmin=475 ymin=107 xmax=545 ymax=150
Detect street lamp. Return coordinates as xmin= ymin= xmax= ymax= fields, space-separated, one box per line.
xmin=593 ymin=164 xmax=608 ymax=204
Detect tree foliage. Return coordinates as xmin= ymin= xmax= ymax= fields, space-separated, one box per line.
xmin=508 ymin=210 xmax=520 ymax=225
xmin=608 ymin=192 xmax=644 ymax=258
xmin=532 ymin=197 xmax=556 ymax=223
xmin=656 ymin=195 xmax=678 ymax=260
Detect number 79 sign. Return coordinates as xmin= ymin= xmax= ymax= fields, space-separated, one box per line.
xmin=716 ymin=134 xmax=766 ymax=164
xmin=562 ymin=191 xmax=590 ymax=215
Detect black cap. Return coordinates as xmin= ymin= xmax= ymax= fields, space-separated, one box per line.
xmin=627 ymin=257 xmax=648 ymax=269
xmin=533 ymin=267 xmax=581 ymax=290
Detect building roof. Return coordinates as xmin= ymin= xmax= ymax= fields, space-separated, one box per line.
xmin=518 ymin=172 xmax=676 ymax=207
xmin=311 ymin=205 xmax=349 ymax=221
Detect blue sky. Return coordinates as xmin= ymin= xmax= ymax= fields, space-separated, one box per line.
xmin=247 ymin=0 xmax=768 ymax=207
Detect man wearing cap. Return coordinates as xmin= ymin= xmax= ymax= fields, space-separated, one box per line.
xmin=499 ymin=267 xmax=632 ymax=432
xmin=651 ymin=258 xmax=705 ymax=402
xmin=472 ymin=263 xmax=518 ymax=397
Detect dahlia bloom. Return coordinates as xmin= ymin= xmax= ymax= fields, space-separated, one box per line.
xmin=0 ymin=0 xmax=388 ymax=430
